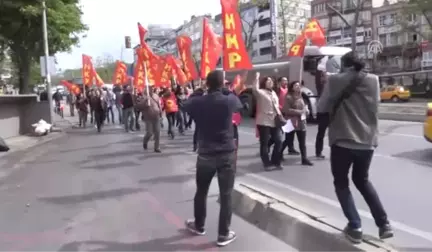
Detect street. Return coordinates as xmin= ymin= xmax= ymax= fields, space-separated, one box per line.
xmin=1 ymin=116 xmax=432 ymax=250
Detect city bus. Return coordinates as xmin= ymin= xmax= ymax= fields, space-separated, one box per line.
xmin=219 ymin=46 xmax=351 ymax=121
xmin=379 ymin=69 xmax=432 ymax=98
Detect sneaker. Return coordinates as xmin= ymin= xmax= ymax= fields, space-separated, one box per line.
xmin=217 ymin=231 xmax=237 ymax=247
xmin=343 ymin=225 xmax=362 ymax=244
xmin=379 ymin=224 xmax=394 ymax=239
xmin=316 ymin=154 xmax=325 ymax=159
xmin=288 ymin=150 xmax=300 ymax=155
xmin=301 ymin=159 xmax=314 ymax=166
xmin=185 ymin=219 xmax=205 ymax=235
xmin=154 ymin=149 xmax=161 ymax=153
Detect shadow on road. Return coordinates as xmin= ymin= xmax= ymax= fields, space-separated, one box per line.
xmin=58 ymin=231 xmax=216 ymax=251
xmin=392 ymin=148 xmax=432 ymax=167
xmin=80 ymin=160 xmax=140 ymax=170
xmin=39 ymin=187 xmax=146 ymax=205
xmin=139 ymin=173 xmax=195 ymax=185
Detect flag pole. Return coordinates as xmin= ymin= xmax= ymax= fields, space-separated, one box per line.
xmin=144 ymin=63 xmax=150 ymax=106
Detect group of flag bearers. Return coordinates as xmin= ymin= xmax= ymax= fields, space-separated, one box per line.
xmin=59 ymin=0 xmax=395 ymax=248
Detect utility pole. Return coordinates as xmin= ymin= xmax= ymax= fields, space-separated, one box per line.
xmin=42 ymin=0 xmax=54 ymax=124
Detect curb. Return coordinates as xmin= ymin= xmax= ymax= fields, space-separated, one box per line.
xmin=378 ymin=112 xmax=424 ymax=122
xmin=0 ymin=132 xmax=66 ymax=157
xmin=231 ymin=183 xmax=397 ymax=251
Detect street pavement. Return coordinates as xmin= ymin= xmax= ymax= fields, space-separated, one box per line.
xmin=2 ymin=106 xmax=432 ymax=250
xmin=0 ymin=122 xmax=295 ymax=251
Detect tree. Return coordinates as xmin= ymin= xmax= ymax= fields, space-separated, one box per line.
xmin=94 ymin=53 xmax=116 ymax=83
xmin=238 ymin=0 xmax=268 ymax=54
xmin=326 ymin=0 xmax=369 ymax=51
xmin=277 ymin=0 xmax=304 ymax=54
xmin=0 ymin=0 xmax=87 ymax=93
xmin=398 ymin=0 xmax=432 ymax=40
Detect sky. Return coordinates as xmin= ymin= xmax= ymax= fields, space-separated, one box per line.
xmin=55 ymin=0 xmax=222 ymax=71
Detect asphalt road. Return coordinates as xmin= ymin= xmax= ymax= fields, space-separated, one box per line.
xmin=237 ymin=118 xmax=432 ymax=251
xmin=3 ymin=110 xmax=432 ymax=250
xmin=0 ymin=124 xmax=295 ymax=251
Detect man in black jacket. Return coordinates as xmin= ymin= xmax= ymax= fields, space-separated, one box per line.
xmin=183 ymin=70 xmax=242 ymax=247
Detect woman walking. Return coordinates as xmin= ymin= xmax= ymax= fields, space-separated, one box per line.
xmin=252 ymin=72 xmax=283 ymax=171
xmin=281 ymin=81 xmax=313 ymax=166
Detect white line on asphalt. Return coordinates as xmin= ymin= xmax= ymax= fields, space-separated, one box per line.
xmin=383 ymin=132 xmax=423 ymax=138
xmin=237 ymin=129 xmax=432 ymax=242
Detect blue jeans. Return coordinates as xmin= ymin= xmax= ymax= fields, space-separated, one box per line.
xmin=330 ymin=145 xmax=389 ymax=229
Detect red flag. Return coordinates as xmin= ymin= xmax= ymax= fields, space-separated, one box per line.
xmin=303 ymin=19 xmax=326 ymax=47
xmin=220 ymin=0 xmax=252 ymax=70
xmin=200 ymin=18 xmax=222 ymax=79
xmin=112 ymin=60 xmax=128 ymax=85
xmin=133 ymin=53 xmax=146 ymax=89
xmin=176 ymin=36 xmax=198 ymax=81
xmin=138 ymin=22 xmax=148 ymax=46
xmin=81 ymin=54 xmax=94 ymax=86
xmin=287 ymin=33 xmax=307 ymax=57
xmin=138 ymin=45 xmax=160 ymax=86
xmin=167 ymin=55 xmax=188 ymax=85
xmin=61 ymin=80 xmax=80 ymax=95
xmin=157 ymin=56 xmax=173 ymax=87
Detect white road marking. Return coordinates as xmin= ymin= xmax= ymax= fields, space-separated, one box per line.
xmin=236 ymin=129 xmax=432 ymax=242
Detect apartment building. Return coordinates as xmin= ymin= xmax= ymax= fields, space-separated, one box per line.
xmin=372 ymin=2 xmax=422 ymax=73
xmin=312 ymin=0 xmax=373 ymax=66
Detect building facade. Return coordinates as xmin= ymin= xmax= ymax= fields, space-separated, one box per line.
xmin=278 ymin=0 xmax=312 ymax=55
xmin=312 ymin=0 xmax=373 ymax=67
xmin=372 ymin=2 xmax=422 ymax=73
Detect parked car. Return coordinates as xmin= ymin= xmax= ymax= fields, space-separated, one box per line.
xmin=380 ymin=85 xmax=411 ymax=102
xmin=423 ymin=103 xmax=432 ymax=142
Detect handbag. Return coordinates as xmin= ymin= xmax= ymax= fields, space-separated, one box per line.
xmin=271 ymin=91 xmax=287 ymax=128
xmin=330 ymin=71 xmax=367 ymax=122
xmin=0 ymin=137 xmax=10 ymax=152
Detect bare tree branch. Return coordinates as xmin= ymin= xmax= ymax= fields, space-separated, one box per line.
xmin=326 ymin=3 xmax=350 ymax=26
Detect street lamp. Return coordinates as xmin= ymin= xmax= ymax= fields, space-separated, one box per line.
xmin=42 ymin=0 xmax=54 ymax=124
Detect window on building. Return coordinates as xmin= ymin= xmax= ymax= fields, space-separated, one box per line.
xmin=297 ymin=9 xmax=304 ymax=17
xmin=364 ymin=28 xmax=372 ymax=38
xmin=378 ymin=15 xmax=387 ymax=26
xmin=407 ymin=13 xmax=417 ymax=22
xmin=298 ymin=23 xmax=304 ymax=30
xmin=318 ymin=18 xmax=329 ymax=29
xmin=258 ymin=3 xmax=270 ymax=12
xmin=287 ymin=21 xmax=296 ymax=29
xmin=423 ymin=51 xmax=432 ymax=61
xmin=379 ymin=34 xmax=387 ymax=46
xmin=361 ymin=11 xmax=371 ymax=22
xmin=331 ymin=16 xmax=341 ymax=28
xmin=389 ymin=33 xmax=399 ymax=46
xmin=260 ymin=47 xmax=272 ymax=55
xmin=408 ymin=33 xmax=418 ymax=42
xmin=258 ymin=18 xmax=271 ymax=27
xmin=388 ymin=13 xmax=397 ymax=25
xmin=259 ymin=32 xmax=272 ymax=41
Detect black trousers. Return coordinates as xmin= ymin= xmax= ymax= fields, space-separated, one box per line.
xmin=269 ymin=130 xmax=295 ymax=152
xmin=331 ymin=145 xmax=389 ymax=229
xmin=257 ymin=125 xmax=282 ymax=166
xmin=194 ymin=151 xmax=236 ymax=236
xmin=94 ymin=111 xmax=105 ymax=132
xmin=282 ymin=130 xmax=307 ymax=160
xmin=315 ymin=113 xmax=329 ymax=156
xmin=166 ymin=112 xmax=176 ymax=137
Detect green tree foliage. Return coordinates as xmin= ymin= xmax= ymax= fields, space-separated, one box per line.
xmin=0 ymin=0 xmax=87 ymax=93
xmin=399 ymin=0 xmax=432 ymax=39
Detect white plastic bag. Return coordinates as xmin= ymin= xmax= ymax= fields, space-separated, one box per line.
xmin=32 ymin=119 xmax=52 ymax=136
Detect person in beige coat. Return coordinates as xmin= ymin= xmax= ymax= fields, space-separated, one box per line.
xmin=252 ymin=72 xmax=283 ymax=171
xmin=137 ymin=86 xmax=162 ymax=153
